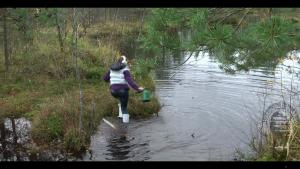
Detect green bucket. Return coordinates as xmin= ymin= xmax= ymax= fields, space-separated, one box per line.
xmin=141 ymin=89 xmax=151 ymax=102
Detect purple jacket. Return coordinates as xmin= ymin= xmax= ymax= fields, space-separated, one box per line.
xmin=103 ymin=68 xmax=141 ymax=92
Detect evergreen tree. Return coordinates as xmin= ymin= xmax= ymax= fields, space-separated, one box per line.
xmin=141 ymin=8 xmax=300 ymax=72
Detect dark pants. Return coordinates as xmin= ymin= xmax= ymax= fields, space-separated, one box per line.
xmin=111 ymin=89 xmax=129 ymax=114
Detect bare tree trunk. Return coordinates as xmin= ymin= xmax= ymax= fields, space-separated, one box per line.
xmin=135 ymin=8 xmax=146 ymax=57
xmin=106 ymin=8 xmax=110 ymax=21
xmin=108 ymin=8 xmax=120 ymax=47
xmin=104 ymin=8 xmax=107 ymax=23
xmin=3 ymin=8 xmax=9 ymax=74
xmin=55 ymin=9 xmax=64 ymax=53
xmin=53 ymin=9 xmax=68 ymax=79
xmin=113 ymin=8 xmax=119 ymax=25
xmin=81 ymin=8 xmax=90 ymax=36
xmin=25 ymin=9 xmax=34 ymax=51
xmin=72 ymin=9 xmax=78 ymax=79
xmin=138 ymin=8 xmax=146 ymax=40
xmin=0 ymin=119 xmax=6 ymax=157
xmin=10 ymin=118 xmax=17 ymax=144
xmin=10 ymin=118 xmax=20 ymax=160
xmin=88 ymin=8 xmax=91 ymax=26
xmin=72 ymin=8 xmax=84 ymax=131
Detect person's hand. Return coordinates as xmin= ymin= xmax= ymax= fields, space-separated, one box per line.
xmin=138 ymin=87 xmax=144 ymax=93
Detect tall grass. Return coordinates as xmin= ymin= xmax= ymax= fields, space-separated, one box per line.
xmin=0 ymin=20 xmax=160 ymax=155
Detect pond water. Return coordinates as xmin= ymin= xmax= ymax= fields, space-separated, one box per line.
xmin=82 ymin=50 xmax=300 ymax=161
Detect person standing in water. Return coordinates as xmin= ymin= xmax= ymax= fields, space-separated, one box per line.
xmin=103 ymin=55 xmax=144 ymax=123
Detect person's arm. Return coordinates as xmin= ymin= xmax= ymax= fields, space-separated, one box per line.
xmin=103 ymin=70 xmax=110 ymax=82
xmin=123 ymin=70 xmax=143 ymax=92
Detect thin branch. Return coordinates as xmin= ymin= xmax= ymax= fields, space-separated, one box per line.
xmin=214 ymin=9 xmax=244 ymax=24
xmin=234 ymin=8 xmax=251 ymax=33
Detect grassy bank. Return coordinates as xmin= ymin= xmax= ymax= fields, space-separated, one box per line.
xmin=235 ymin=119 xmax=300 ymax=161
xmin=0 ymin=20 xmax=160 ymax=155
xmin=252 ymin=121 xmax=300 ymax=161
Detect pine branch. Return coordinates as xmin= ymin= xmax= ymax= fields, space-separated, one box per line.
xmin=213 ymin=9 xmax=244 ymax=24
xmin=234 ymin=8 xmax=251 ymax=33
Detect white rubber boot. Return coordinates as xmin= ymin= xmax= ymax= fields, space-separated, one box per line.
xmin=118 ymin=103 xmax=122 ymax=118
xmin=122 ymin=114 xmax=129 ymax=123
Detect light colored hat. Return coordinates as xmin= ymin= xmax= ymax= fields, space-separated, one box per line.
xmin=121 ymin=55 xmax=128 ymax=65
